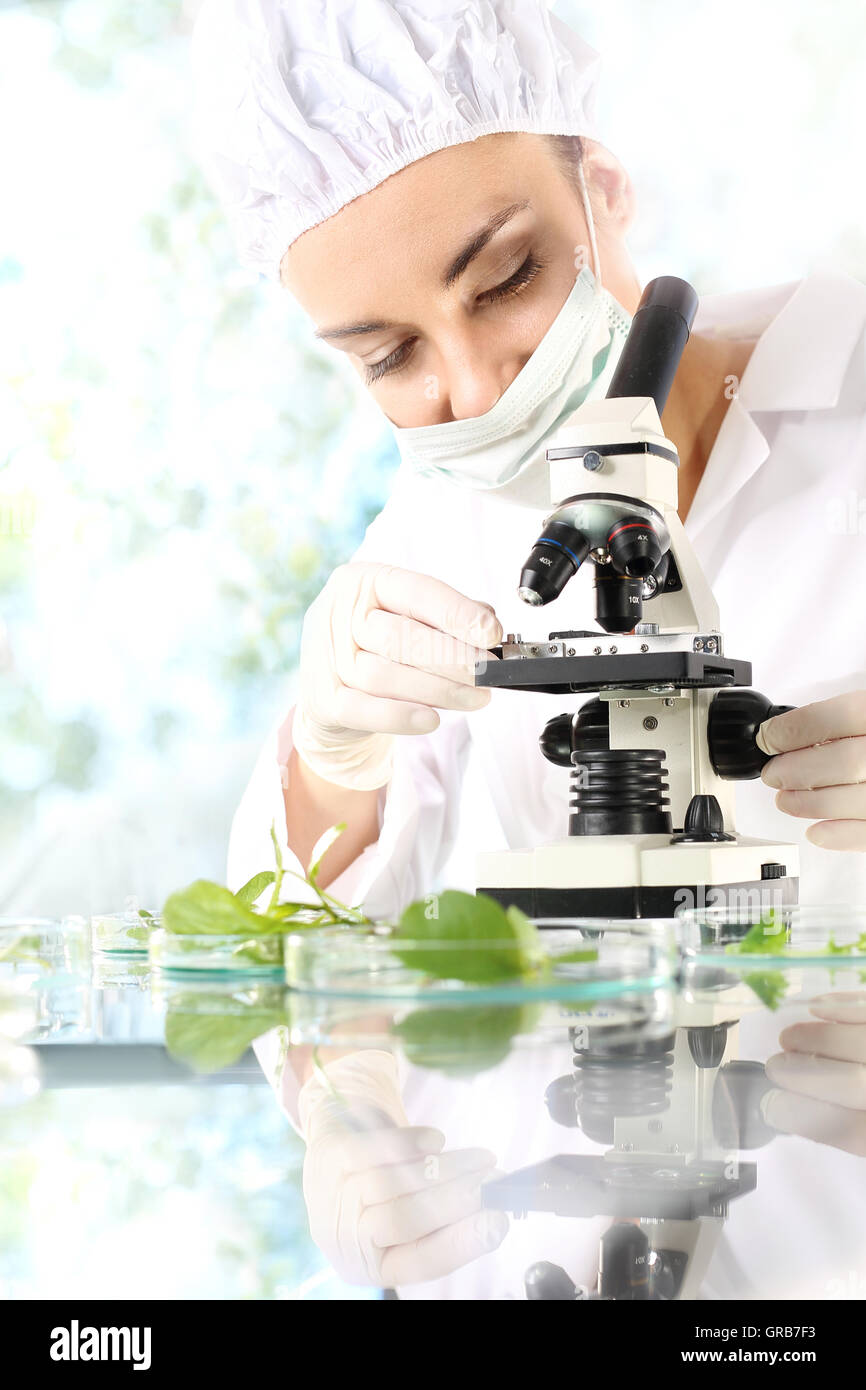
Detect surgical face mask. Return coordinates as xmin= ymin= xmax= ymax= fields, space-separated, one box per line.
xmin=391 ymin=173 xmax=632 ymax=491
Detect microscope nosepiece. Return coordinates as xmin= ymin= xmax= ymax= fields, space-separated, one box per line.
xmin=517 ymin=519 xmax=590 ymax=607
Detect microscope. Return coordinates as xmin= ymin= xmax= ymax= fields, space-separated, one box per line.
xmin=483 ymin=986 xmax=778 ymax=1300
xmin=475 ymin=277 xmax=799 ymax=919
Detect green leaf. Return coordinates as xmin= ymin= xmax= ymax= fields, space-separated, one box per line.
xmin=124 ymin=924 xmax=153 ymax=942
xmin=162 ymin=880 xmax=269 ymax=936
xmin=726 ymin=910 xmax=789 ymax=956
xmin=268 ymin=822 xmax=285 ymax=911
xmin=164 ymin=1004 xmax=287 ymax=1074
xmin=743 ymin=969 xmax=788 ymax=1010
xmin=393 ymin=890 xmax=543 ymax=984
xmin=234 ymin=870 xmax=276 ymax=907
xmin=269 ymin=823 xmax=284 ymax=875
xmin=394 ymin=1004 xmax=539 ymax=1076
xmin=555 ymin=947 xmax=600 ymax=965
xmin=137 ymin=908 xmax=154 ymax=921
xmin=825 ymin=932 xmax=866 ymax=956
xmin=266 ymin=901 xmax=315 ymax=919
xmin=307 ymin=822 xmax=346 ymax=883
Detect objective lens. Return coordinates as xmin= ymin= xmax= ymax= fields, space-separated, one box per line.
xmin=607 ymin=515 xmax=662 ymax=579
xmin=594 ymin=569 xmax=644 ymax=632
xmin=518 ymin=519 xmax=590 ymax=607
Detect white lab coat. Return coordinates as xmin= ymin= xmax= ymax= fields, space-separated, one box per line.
xmin=231 ymin=265 xmax=866 ymax=1299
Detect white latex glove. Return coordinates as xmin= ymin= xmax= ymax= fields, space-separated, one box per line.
xmin=758 ymin=692 xmax=866 ymax=850
xmin=292 ymin=562 xmax=502 ymax=789
xmin=299 ymin=1049 xmax=509 ymax=1286
xmin=764 ymin=992 xmax=866 ymax=1155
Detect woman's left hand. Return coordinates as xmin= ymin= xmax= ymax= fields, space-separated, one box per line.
xmin=764 ymin=993 xmax=866 ymax=1156
xmin=758 ymin=692 xmax=866 ymax=850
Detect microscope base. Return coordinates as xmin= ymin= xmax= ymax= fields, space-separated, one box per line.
xmin=477 ymin=834 xmax=799 ymax=919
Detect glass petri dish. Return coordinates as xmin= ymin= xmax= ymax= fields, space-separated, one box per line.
xmin=92 ymin=955 xmax=152 ymax=990
xmin=677 ymin=903 xmax=866 ymax=964
xmin=92 ymin=911 xmax=160 ymax=955
xmin=150 ymin=974 xmax=289 ymax=1074
xmin=0 ymin=918 xmax=91 ymax=1038
xmin=0 ymin=916 xmax=89 ymax=978
xmin=149 ymin=927 xmax=285 ymax=976
xmin=677 ymin=904 xmax=866 ymax=1012
xmin=285 ymin=918 xmax=677 ymax=1002
xmin=286 ymin=984 xmax=677 ymax=1068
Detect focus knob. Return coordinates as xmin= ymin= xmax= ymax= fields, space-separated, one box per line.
xmin=539 ymin=713 xmax=573 ymax=766
xmin=708 ymin=689 xmax=796 ymax=780
xmin=671 ymin=793 xmax=735 ymax=843
xmin=525 ymin=1262 xmax=579 ymax=1301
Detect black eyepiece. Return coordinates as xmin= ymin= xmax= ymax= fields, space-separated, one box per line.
xmin=518 ymin=519 xmax=590 ymax=607
xmin=606 ymin=276 xmax=699 ymax=415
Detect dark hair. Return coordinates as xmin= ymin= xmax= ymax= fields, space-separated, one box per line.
xmin=547 ymin=133 xmax=586 ymax=187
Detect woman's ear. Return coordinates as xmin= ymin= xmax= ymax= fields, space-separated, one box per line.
xmin=582 ymin=140 xmax=636 ymax=237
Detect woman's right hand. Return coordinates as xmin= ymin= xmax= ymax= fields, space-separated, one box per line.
xmin=291 ymin=562 xmax=502 ymax=790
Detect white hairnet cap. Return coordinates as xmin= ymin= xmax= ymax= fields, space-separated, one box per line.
xmin=192 ymin=0 xmax=601 ymax=279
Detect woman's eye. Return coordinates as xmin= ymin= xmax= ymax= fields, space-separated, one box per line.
xmin=478 ymin=251 xmax=546 ymax=305
xmin=364 ymin=337 xmax=418 ymax=385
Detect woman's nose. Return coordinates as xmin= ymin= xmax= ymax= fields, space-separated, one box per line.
xmin=443 ymin=342 xmax=530 ymax=421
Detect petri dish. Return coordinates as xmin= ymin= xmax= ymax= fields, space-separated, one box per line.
xmin=150 ymin=974 xmax=289 ymax=1074
xmin=0 ymin=916 xmax=89 ymax=978
xmin=149 ymin=927 xmax=285 ymax=977
xmin=677 ymin=903 xmax=866 ymax=964
xmin=92 ymin=955 xmax=152 ymax=990
xmin=677 ymin=904 xmax=866 ymax=1012
xmin=285 ymin=985 xmax=677 ymax=1077
xmin=284 ymin=917 xmax=677 ymax=1003
xmin=92 ymin=911 xmax=160 ymax=955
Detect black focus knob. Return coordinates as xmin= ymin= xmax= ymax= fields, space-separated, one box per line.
xmin=713 ymin=1060 xmax=777 ymax=1151
xmin=525 ymin=1262 xmax=579 ymax=1301
xmin=708 ymin=690 xmax=796 ymax=780
xmin=671 ymin=793 xmax=735 ymax=844
xmin=607 ymin=515 xmax=663 ymax=579
xmin=539 ymin=713 xmax=574 ymax=767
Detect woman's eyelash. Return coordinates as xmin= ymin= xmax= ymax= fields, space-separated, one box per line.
xmin=363 ymin=252 xmax=545 ymax=384
xmin=478 ymin=251 xmax=546 ymax=303
xmin=364 ymin=337 xmax=418 ymax=384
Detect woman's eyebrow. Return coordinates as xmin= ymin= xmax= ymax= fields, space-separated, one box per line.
xmin=314 ymin=199 xmax=530 ymax=342
xmin=314 ymin=318 xmax=394 ymax=342
xmin=441 ymin=199 xmax=529 ymax=288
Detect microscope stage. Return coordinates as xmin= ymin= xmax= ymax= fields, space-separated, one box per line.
xmin=476 ymin=648 xmax=753 ymax=694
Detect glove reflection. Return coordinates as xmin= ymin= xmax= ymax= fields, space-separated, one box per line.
xmin=765 ymin=992 xmax=866 ymax=1156
xmin=300 ymin=1049 xmax=509 ymax=1286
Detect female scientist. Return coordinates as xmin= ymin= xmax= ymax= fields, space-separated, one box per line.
xmin=193 ymin=1 xmax=866 ymax=1298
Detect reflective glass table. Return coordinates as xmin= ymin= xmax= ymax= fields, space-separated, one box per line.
xmin=3 ymin=909 xmax=866 ymax=1304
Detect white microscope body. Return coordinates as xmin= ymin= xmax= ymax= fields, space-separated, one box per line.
xmin=475 ymin=279 xmax=798 ymax=918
